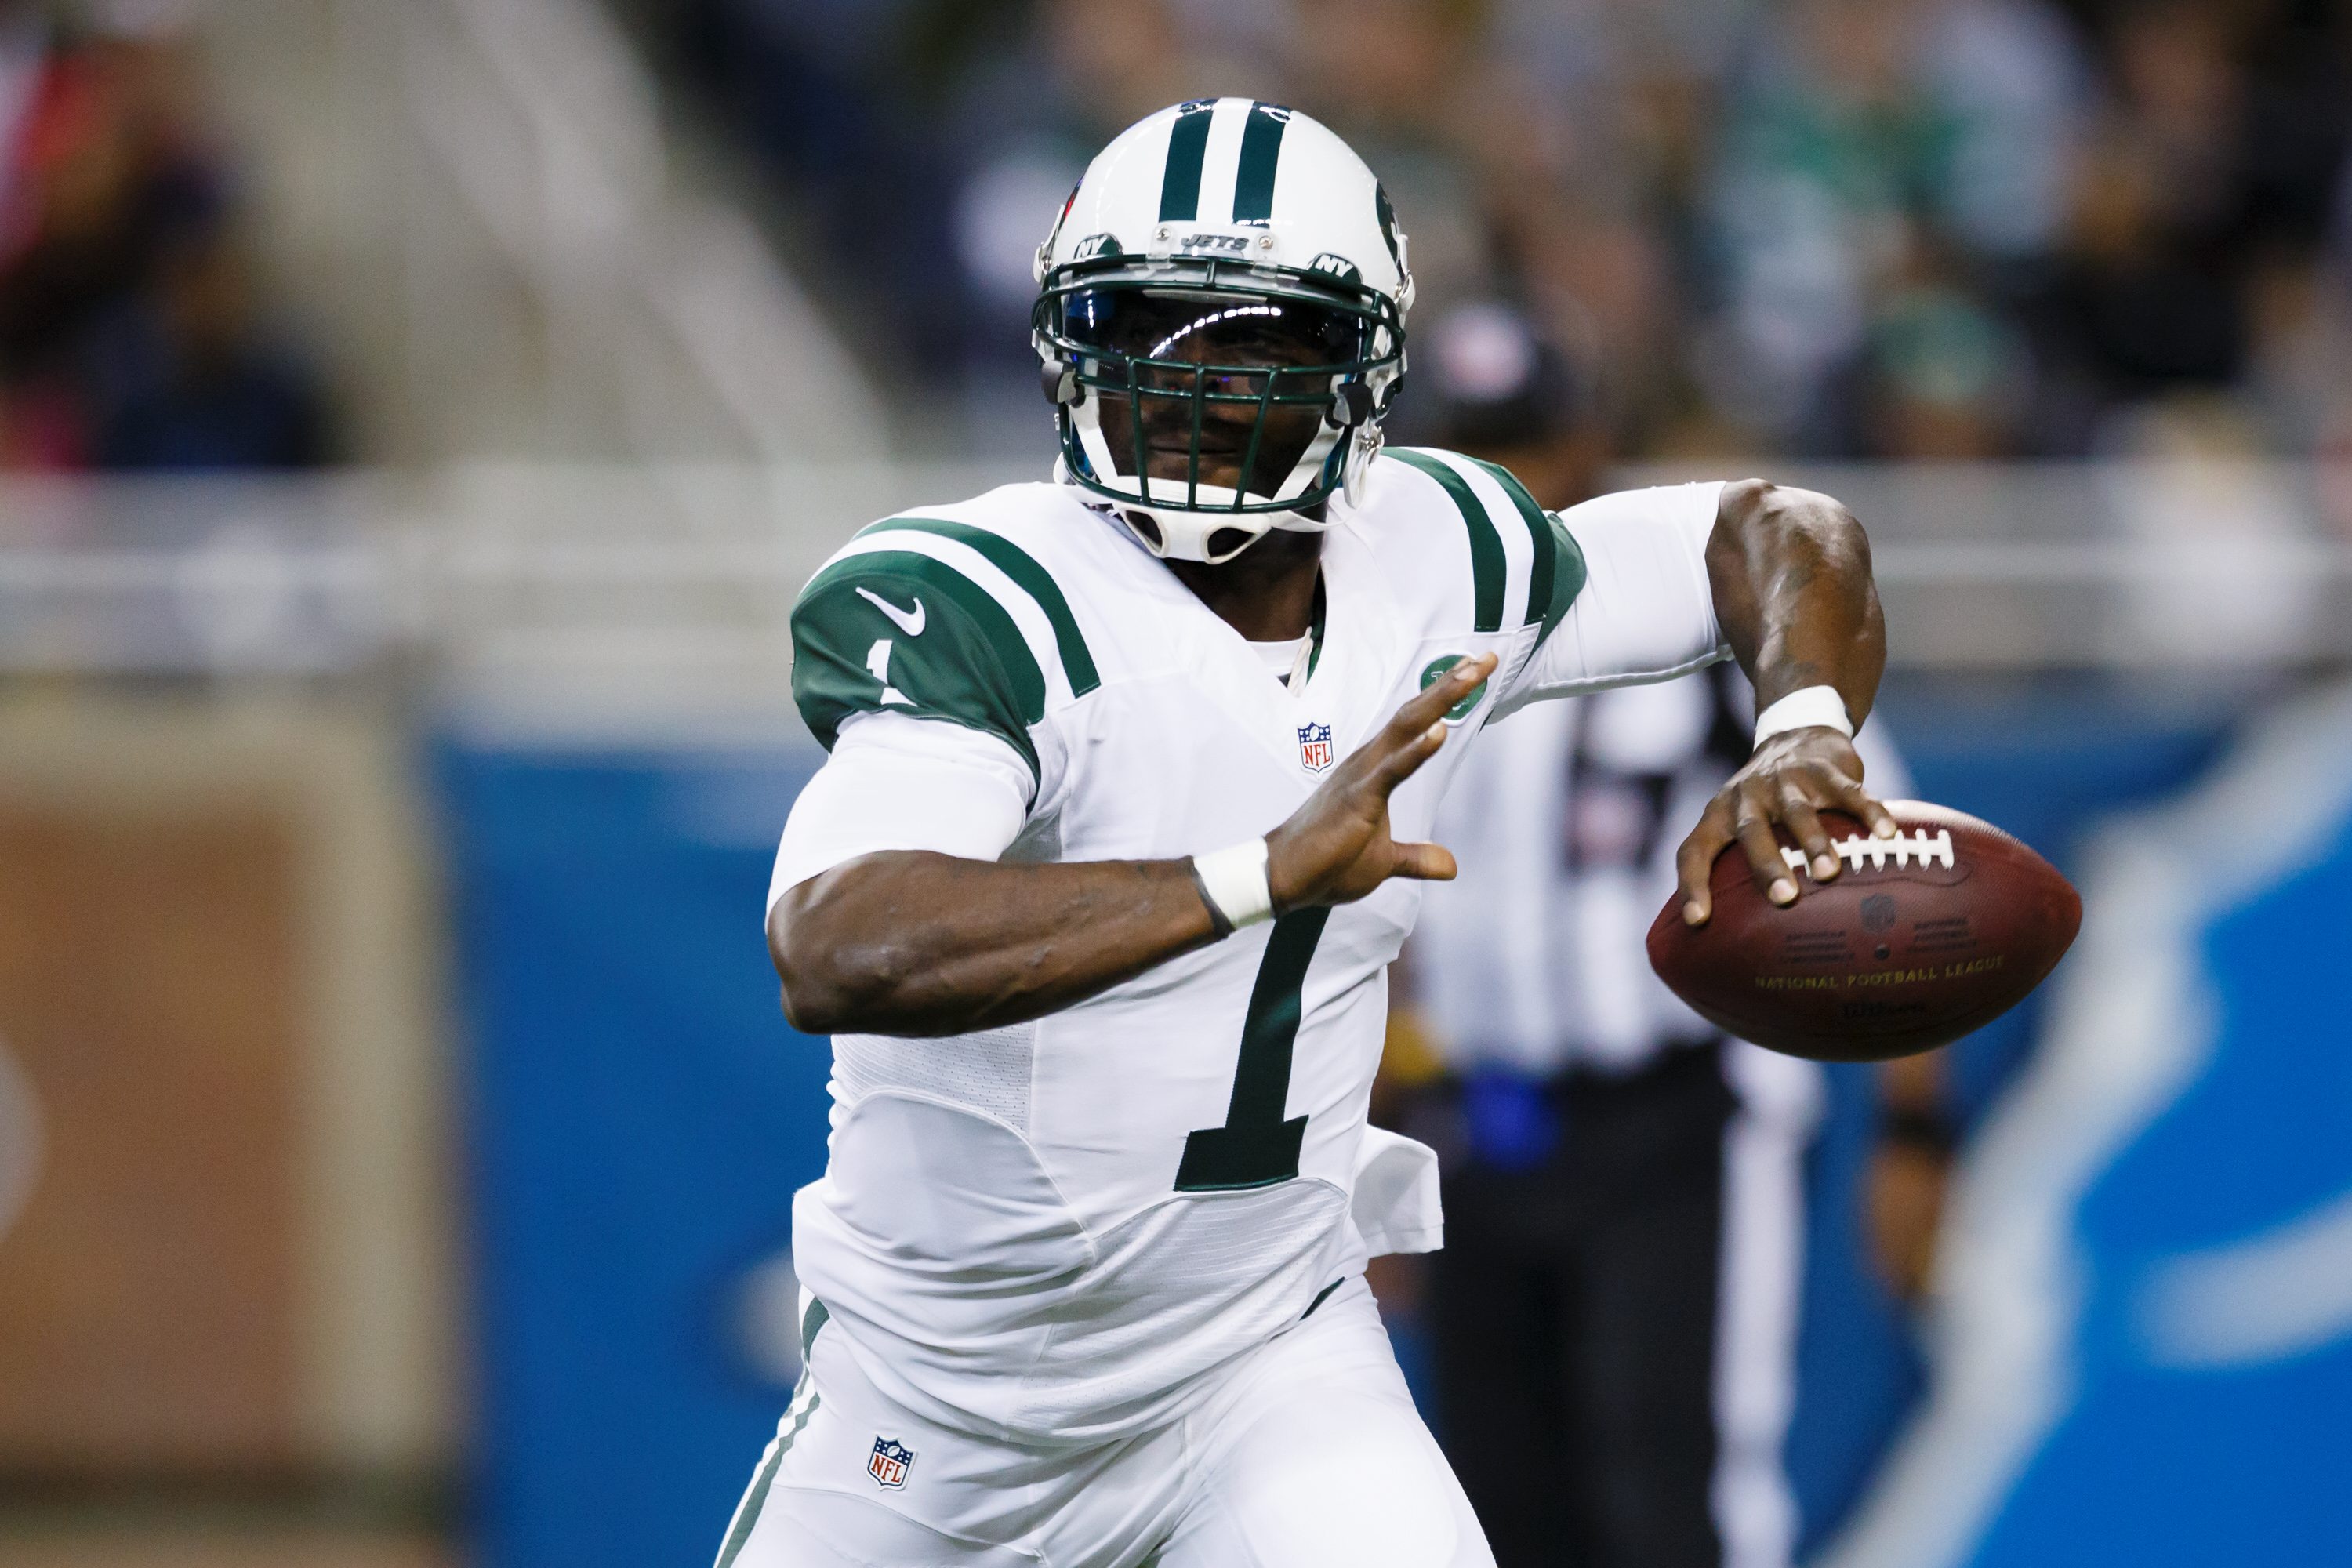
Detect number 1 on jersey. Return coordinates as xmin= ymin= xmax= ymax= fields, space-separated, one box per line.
xmin=865 ymin=638 xmax=913 ymax=706
xmin=1174 ymin=908 xmax=1330 ymax=1191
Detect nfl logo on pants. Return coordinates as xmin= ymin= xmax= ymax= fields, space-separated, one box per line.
xmin=1297 ymin=722 xmax=1334 ymax=773
xmin=868 ymin=1436 xmax=915 ymax=1490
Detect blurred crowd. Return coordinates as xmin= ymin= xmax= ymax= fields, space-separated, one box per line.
xmin=0 ymin=1 xmax=332 ymax=472
xmin=664 ymin=0 xmax=2352 ymax=463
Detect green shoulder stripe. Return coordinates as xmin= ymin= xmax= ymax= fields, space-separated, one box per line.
xmin=1537 ymin=509 xmax=1588 ymax=645
xmin=1388 ymin=449 xmax=1506 ymax=632
xmin=1465 ymin=456 xmax=1557 ymax=628
xmin=858 ymin=517 xmax=1102 ymax=695
xmin=792 ymin=550 xmax=1044 ymax=773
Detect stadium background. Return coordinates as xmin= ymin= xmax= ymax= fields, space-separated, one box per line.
xmin=0 ymin=0 xmax=2347 ymax=1565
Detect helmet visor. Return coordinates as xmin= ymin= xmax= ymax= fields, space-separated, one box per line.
xmin=1062 ymin=289 xmax=1370 ymax=378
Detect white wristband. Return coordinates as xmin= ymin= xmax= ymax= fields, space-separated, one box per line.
xmin=1754 ymin=684 xmax=1853 ymax=746
xmin=1192 ymin=838 xmax=1275 ymax=934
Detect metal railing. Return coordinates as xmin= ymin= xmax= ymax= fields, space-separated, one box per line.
xmin=5 ymin=463 xmax=2349 ymax=725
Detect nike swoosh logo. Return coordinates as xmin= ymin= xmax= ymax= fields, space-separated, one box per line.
xmin=855 ymin=586 xmax=926 ymax=637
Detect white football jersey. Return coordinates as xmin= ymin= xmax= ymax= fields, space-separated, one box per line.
xmin=773 ymin=452 xmax=1727 ymax=1445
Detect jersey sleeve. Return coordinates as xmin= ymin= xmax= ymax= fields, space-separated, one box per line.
xmin=767 ymin=711 xmax=1032 ymax=912
xmin=790 ymin=546 xmax=1051 ymax=779
xmin=1495 ymin=480 xmax=1730 ymax=715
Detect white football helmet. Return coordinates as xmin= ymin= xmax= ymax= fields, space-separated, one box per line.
xmin=1033 ymin=99 xmax=1414 ymax=564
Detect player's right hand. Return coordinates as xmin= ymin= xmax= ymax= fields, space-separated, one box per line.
xmin=1264 ymin=652 xmax=1497 ymax=912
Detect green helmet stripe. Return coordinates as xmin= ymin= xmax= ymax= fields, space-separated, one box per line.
xmin=1158 ymin=100 xmax=1215 ymax=222
xmin=1232 ymin=102 xmax=1290 ymax=223
xmin=1374 ymin=183 xmax=1403 ymax=273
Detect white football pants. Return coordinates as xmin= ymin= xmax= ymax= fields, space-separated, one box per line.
xmin=715 ymin=1276 xmax=1496 ymax=1568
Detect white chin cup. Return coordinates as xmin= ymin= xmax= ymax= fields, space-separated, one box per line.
xmin=1047 ymin=458 xmax=1284 ymax=562
xmin=1064 ymin=376 xmax=1359 ymax=562
xmin=1127 ymin=496 xmax=1333 ymax=562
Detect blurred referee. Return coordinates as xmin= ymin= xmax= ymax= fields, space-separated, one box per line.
xmin=1387 ymin=303 xmax=1920 ymax=1568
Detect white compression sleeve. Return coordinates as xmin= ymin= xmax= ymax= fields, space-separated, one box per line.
xmin=1499 ymin=480 xmax=1729 ymax=713
xmin=768 ymin=713 xmax=1033 ymax=916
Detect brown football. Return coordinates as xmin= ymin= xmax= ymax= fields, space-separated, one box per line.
xmin=1645 ymin=800 xmax=2082 ymax=1062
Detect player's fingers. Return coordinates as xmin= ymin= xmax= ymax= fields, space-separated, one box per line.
xmin=1367 ymin=654 xmax=1495 ymax=791
xmin=1377 ymin=652 xmax=1497 ymax=747
xmin=1819 ymin=764 xmax=1901 ymax=840
xmin=1386 ymin=840 xmax=1458 ymax=882
xmin=1734 ymin=791 xmax=1800 ymax=906
xmin=1365 ymin=715 xmax=1448 ymax=793
xmin=1777 ymin=781 xmax=1839 ymax=881
xmin=1675 ymin=799 xmax=1736 ymax=925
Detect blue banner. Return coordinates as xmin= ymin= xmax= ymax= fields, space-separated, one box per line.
xmin=440 ymin=744 xmax=829 ymax=1568
xmin=1788 ymin=688 xmax=2230 ymax=1548
xmin=443 ymin=681 xmax=2344 ymax=1568
xmin=1814 ymin=683 xmax=2352 ymax=1566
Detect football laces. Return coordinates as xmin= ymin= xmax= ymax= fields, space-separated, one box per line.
xmin=1780 ymin=829 xmax=1956 ymax=879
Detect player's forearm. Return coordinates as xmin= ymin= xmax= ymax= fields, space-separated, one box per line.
xmin=1708 ymin=478 xmax=1886 ymax=724
xmin=768 ymin=851 xmax=1221 ymax=1036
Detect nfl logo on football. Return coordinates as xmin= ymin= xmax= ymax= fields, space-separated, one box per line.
xmin=868 ymin=1436 xmax=915 ymax=1489
xmin=1297 ymin=722 xmax=1334 ymax=773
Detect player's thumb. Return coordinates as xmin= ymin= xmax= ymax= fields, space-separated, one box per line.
xmin=1386 ymin=840 xmax=1457 ymax=883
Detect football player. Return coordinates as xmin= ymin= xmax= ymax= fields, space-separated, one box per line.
xmin=722 ymin=99 xmax=1897 ymax=1568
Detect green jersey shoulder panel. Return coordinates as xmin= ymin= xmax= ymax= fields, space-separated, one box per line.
xmin=790 ymin=501 xmax=1108 ymax=781
xmin=792 ymin=549 xmax=1047 ymax=772
xmin=858 ymin=516 xmax=1102 ymax=696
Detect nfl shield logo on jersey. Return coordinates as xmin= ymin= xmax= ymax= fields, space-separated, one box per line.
xmin=868 ymin=1436 xmax=915 ymax=1490
xmin=1298 ymin=722 xmax=1334 ymax=773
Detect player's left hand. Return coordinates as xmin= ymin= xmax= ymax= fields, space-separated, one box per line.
xmin=1674 ymin=726 xmax=1898 ymax=925
xmin=1264 ymin=652 xmax=1497 ymax=912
